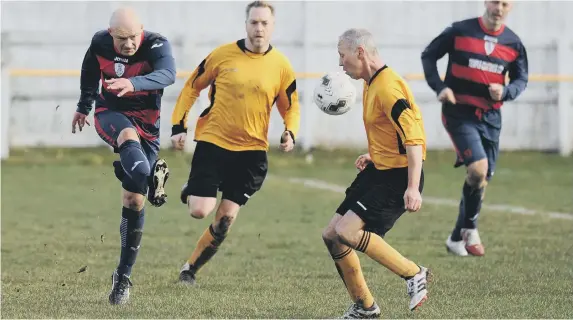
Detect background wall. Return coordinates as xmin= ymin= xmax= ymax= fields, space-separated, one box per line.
xmin=1 ymin=1 xmax=572 ymax=157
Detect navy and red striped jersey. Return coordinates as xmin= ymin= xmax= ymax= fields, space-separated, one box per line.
xmin=76 ymin=30 xmax=176 ymax=139
xmin=421 ymin=17 xmax=528 ymax=121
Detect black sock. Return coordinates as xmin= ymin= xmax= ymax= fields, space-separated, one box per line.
xmin=452 ymin=181 xmax=484 ymax=241
xmin=117 ymin=207 xmax=145 ymax=277
xmin=119 ymin=140 xmax=150 ymax=187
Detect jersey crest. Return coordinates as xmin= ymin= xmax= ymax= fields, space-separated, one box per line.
xmin=114 ymin=63 xmax=125 ymax=77
xmin=484 ymin=35 xmax=498 ymax=56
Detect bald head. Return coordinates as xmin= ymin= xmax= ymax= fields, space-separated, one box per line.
xmin=108 ymin=7 xmax=143 ymax=56
xmin=109 ymin=7 xmax=141 ymax=29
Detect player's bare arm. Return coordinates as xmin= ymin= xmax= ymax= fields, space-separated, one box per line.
xmin=376 ymin=83 xmax=426 ymax=213
xmin=388 ymin=103 xmax=425 ymax=213
xmin=404 ymin=145 xmax=423 ymax=212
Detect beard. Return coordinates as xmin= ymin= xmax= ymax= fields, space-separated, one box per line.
xmin=248 ymin=35 xmax=267 ymax=51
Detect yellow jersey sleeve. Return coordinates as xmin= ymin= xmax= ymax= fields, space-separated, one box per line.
xmin=378 ymin=85 xmax=425 ymax=146
xmin=275 ymin=60 xmax=300 ymax=139
xmin=171 ymin=51 xmax=218 ymax=135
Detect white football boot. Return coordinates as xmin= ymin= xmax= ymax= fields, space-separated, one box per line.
xmin=446 ymin=235 xmax=469 ymax=256
xmin=406 ymin=266 xmax=431 ymax=311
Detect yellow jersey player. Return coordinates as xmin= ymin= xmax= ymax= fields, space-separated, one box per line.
xmin=321 ymin=29 xmax=430 ymax=318
xmin=170 ymin=1 xmax=300 ymax=285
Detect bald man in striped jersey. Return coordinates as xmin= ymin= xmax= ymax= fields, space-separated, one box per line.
xmin=72 ymin=7 xmax=176 ymax=304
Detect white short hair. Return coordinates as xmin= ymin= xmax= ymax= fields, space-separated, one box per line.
xmin=338 ymin=28 xmax=378 ymax=55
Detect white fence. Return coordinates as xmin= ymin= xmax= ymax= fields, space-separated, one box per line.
xmin=1 ymin=1 xmax=572 ymax=158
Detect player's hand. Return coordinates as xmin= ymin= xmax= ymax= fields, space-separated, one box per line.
xmin=105 ymin=78 xmax=135 ymax=97
xmin=437 ymin=87 xmax=456 ymax=105
xmin=279 ymin=131 xmax=294 ymax=152
xmin=71 ymin=112 xmax=91 ymax=134
xmin=403 ymin=187 xmax=422 ymax=212
xmin=488 ymin=83 xmax=504 ymax=101
xmin=355 ymin=153 xmax=372 ymax=171
xmin=171 ymin=132 xmax=187 ymax=150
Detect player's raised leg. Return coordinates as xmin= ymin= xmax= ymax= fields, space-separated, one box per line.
xmin=112 ymin=158 xmax=170 ymax=208
xmin=110 ymin=120 xmax=169 ymax=208
xmin=322 ymin=214 xmax=380 ymax=319
xmin=146 ymin=147 xmax=170 ymax=207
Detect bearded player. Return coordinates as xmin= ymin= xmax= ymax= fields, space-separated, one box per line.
xmin=170 ymin=1 xmax=300 ymax=285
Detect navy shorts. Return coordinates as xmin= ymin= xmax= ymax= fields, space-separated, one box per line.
xmin=94 ymin=109 xmax=160 ymax=194
xmin=441 ymin=110 xmax=500 ymax=179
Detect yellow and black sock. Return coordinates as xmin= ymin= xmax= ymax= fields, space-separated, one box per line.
xmin=355 ymin=231 xmax=420 ymax=279
xmin=332 ymin=247 xmax=375 ymax=308
xmin=187 ymin=224 xmax=226 ymax=274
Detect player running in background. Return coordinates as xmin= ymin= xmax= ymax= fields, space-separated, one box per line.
xmin=421 ymin=0 xmax=528 ymax=257
xmin=71 ymin=7 xmax=176 ymax=304
xmin=170 ymin=1 xmax=300 ymax=285
xmin=321 ymin=28 xmax=430 ymax=318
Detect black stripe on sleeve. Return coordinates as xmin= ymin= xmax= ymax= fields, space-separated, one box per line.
xmin=390 ymin=99 xmax=411 ymax=138
xmin=192 ymin=59 xmax=207 ymax=88
xmin=199 ymin=82 xmax=217 ymax=118
xmin=396 ymin=132 xmax=407 ymax=154
xmin=285 ymin=79 xmax=297 ymax=108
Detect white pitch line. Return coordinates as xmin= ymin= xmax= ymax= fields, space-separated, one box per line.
xmin=282 ymin=177 xmax=573 ymax=221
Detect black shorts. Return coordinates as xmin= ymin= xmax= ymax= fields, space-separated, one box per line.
xmin=336 ymin=163 xmax=424 ymax=237
xmin=187 ymin=141 xmax=268 ymax=206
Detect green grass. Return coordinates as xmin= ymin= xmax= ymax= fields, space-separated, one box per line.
xmin=2 ymin=147 xmax=572 ymax=318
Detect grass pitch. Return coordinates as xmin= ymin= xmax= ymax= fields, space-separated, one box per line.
xmin=2 ymin=147 xmax=572 ymax=318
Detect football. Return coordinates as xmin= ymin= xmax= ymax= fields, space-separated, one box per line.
xmin=313 ymin=72 xmax=357 ymax=115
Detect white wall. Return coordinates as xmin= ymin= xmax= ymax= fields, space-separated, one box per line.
xmin=1 ymin=1 xmax=572 ymax=154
